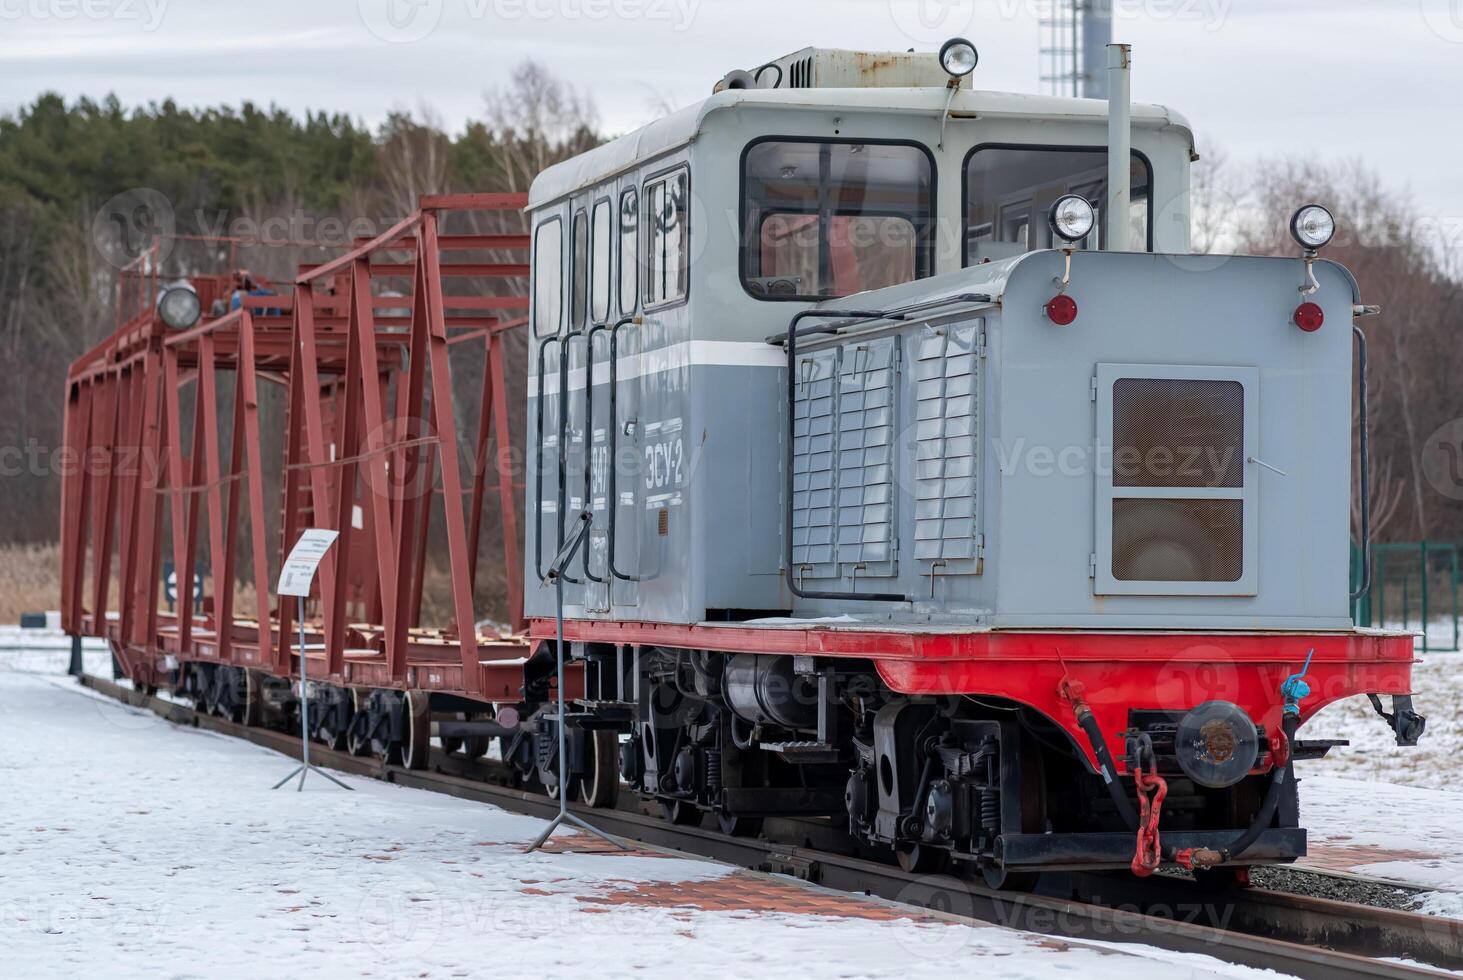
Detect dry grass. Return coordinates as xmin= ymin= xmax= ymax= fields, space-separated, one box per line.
xmin=0 ymin=542 xmax=61 ymax=624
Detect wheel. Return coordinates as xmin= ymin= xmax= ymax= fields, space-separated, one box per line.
xmin=895 ymin=842 xmax=945 ymax=874
xmin=401 ymin=690 xmax=431 ymax=770
xmin=716 ymin=812 xmax=763 ymax=837
xmin=346 ymin=690 xmax=373 ymax=756
xmin=660 ymin=798 xmax=702 ymax=825
xmin=463 ymin=736 xmax=492 ymax=759
xmin=578 ymin=729 xmax=622 ymax=809
xmin=241 ymin=669 xmax=264 ymax=728
xmin=314 ymin=685 xmax=351 ymax=751
xmin=346 ymin=724 xmax=372 ymax=758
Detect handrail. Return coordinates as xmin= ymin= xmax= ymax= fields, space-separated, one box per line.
xmin=766 ymin=292 xmax=993 ymax=347
xmin=580 ymin=320 xmax=612 ymax=584
xmin=607 ymin=315 xmax=641 ymax=582
xmin=1352 ymin=324 xmax=1371 ymax=602
xmin=555 ymin=328 xmax=586 ymax=585
xmin=533 ymin=334 xmax=564 ymax=583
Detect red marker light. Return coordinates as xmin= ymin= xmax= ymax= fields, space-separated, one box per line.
xmin=1294 ymin=302 xmax=1324 ymax=332
xmin=1046 ymin=295 xmax=1078 ymax=325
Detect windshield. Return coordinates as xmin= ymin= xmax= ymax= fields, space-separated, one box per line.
xmin=741 ymin=140 xmax=934 ymax=301
xmin=965 ymin=145 xmax=1151 ymax=264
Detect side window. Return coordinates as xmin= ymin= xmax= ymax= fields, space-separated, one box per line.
xmin=571 ymin=209 xmax=588 ymax=328
xmin=645 ymin=169 xmax=689 ymax=308
xmin=619 ymin=187 xmax=639 ymax=315
xmin=590 ymin=198 xmax=612 ymax=323
xmin=964 ymin=146 xmax=1152 ymax=264
xmin=1095 ymin=365 xmax=1257 ymax=596
xmin=532 ymin=217 xmax=562 ymax=337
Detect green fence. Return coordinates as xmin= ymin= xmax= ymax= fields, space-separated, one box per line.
xmin=1353 ymin=541 xmax=1461 ymax=652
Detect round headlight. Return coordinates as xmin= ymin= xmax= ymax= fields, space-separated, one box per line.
xmin=157 ymin=284 xmax=201 ymax=330
xmin=1290 ymin=204 xmax=1335 ymax=251
xmin=939 ymin=37 xmax=979 ymax=78
xmin=1174 ymin=701 xmax=1260 ymax=789
xmin=1049 ymin=194 xmax=1096 ymax=244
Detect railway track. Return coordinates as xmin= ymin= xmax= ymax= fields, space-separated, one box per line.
xmin=76 ymin=671 xmax=1462 ymax=980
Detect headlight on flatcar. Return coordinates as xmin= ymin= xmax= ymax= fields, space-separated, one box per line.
xmin=939 ymin=37 xmax=979 ymax=78
xmin=157 ymin=284 xmax=201 ymax=330
xmin=1049 ymin=194 xmax=1096 ymax=244
xmin=1174 ymin=700 xmax=1261 ymax=788
xmin=1290 ymin=204 xmax=1336 ymax=251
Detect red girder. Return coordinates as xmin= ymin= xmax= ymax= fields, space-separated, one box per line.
xmin=60 ymin=194 xmax=532 ymax=700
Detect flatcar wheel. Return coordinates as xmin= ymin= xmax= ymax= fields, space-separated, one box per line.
xmin=346 ymin=690 xmax=373 ymax=757
xmin=578 ymin=729 xmax=621 ymax=809
xmin=895 ymin=842 xmax=943 ymax=874
xmin=401 ymin=690 xmax=431 ymax=771
xmin=463 ymin=736 xmax=492 ymax=759
xmin=660 ymin=799 xmax=702 ymax=826
xmin=241 ymin=669 xmax=264 ymax=728
xmin=716 ymin=813 xmax=762 ymax=838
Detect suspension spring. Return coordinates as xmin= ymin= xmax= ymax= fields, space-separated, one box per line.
xmin=705 ymin=748 xmax=723 ymax=793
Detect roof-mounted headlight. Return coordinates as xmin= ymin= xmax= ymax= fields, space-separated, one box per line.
xmin=157 ymin=283 xmax=201 ymax=330
xmin=1049 ymin=195 xmax=1096 ymax=244
xmin=939 ymin=37 xmax=979 ymax=78
xmin=1290 ymin=204 xmax=1335 ymax=251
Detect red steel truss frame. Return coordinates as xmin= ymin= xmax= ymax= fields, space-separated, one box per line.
xmin=60 ymin=194 xmax=532 ymax=700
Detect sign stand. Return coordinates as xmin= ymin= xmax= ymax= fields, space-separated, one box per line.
xmin=526 ymin=511 xmax=626 ymax=853
xmin=272 ymin=529 xmax=352 ymax=793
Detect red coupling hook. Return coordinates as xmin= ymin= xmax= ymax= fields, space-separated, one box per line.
xmin=1131 ymin=754 xmax=1168 ymax=877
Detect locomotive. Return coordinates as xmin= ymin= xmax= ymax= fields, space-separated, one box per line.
xmin=521 ymin=40 xmax=1423 ymax=882
xmin=62 ymin=38 xmax=1425 ymax=887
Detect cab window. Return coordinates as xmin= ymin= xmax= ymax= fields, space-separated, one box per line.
xmin=532 ymin=217 xmax=562 ymax=337
xmin=964 ymin=145 xmax=1152 ymax=263
xmin=619 ymin=187 xmax=639 ymax=315
xmin=590 ymin=198 xmax=612 ymax=323
xmin=741 ymin=139 xmax=934 ymax=300
xmin=646 ymin=169 xmax=689 ymax=308
xmin=570 ymin=209 xmax=588 ymax=327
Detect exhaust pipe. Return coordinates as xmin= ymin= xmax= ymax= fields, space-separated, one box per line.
xmin=1106 ymin=43 xmax=1132 ymax=251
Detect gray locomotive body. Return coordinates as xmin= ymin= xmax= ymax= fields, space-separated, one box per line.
xmin=518 ymin=48 xmax=1419 ymax=879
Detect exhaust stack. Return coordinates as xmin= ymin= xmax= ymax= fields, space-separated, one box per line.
xmin=1106 ymin=43 xmax=1132 ymax=251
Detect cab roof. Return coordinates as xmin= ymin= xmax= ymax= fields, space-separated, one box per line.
xmin=527 ymin=87 xmax=1194 ymax=210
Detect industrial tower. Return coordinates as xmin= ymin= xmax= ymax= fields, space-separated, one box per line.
xmin=1039 ymin=0 xmax=1113 ymax=98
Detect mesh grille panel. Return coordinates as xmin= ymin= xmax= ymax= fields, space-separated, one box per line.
xmin=1111 ymin=498 xmax=1243 ymax=583
xmin=1112 ymin=378 xmax=1243 ymax=488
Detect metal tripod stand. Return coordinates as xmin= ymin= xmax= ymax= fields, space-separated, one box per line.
xmin=273 ymin=594 xmax=353 ymax=792
xmin=526 ymin=511 xmax=627 ymax=853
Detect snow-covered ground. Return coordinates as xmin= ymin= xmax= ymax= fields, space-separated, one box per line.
xmin=1 ymin=651 xmax=1296 ymax=980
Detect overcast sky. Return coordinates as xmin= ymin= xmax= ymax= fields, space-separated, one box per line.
xmin=0 ymin=0 xmax=1457 ymax=246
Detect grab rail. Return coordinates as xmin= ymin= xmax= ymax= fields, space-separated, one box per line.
xmin=607 ymin=315 xmax=641 ymax=582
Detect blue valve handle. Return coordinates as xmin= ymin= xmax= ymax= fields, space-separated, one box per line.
xmin=1280 ymin=648 xmax=1315 ymax=716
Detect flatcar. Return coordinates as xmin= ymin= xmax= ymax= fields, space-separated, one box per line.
xmin=62 ymin=38 xmax=1424 ymax=887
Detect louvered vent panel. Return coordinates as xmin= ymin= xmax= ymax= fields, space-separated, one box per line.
xmin=791 ymin=347 xmax=839 ymax=574
xmin=913 ymin=322 xmax=981 ymax=566
xmin=836 ymin=337 xmax=897 ymax=571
